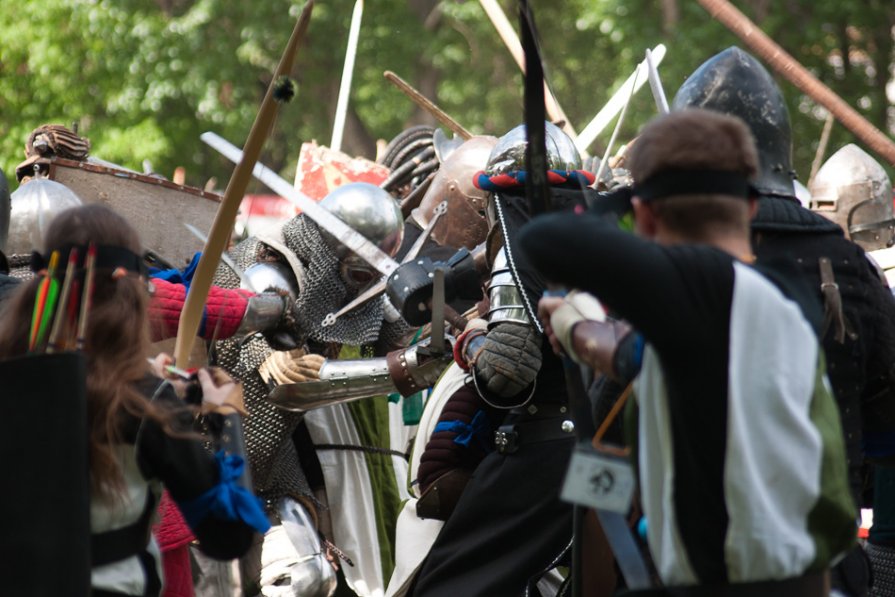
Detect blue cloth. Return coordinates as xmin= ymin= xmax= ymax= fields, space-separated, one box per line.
xmin=434 ymin=410 xmax=491 ymax=451
xmin=149 ymin=252 xmax=202 ymax=286
xmin=177 ymin=451 xmax=271 ymax=534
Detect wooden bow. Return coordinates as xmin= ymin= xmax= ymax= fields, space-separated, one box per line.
xmin=174 ymin=0 xmax=315 ymax=367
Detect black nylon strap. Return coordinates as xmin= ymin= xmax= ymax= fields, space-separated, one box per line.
xmin=636 ymin=169 xmax=754 ymax=202
xmin=30 ymin=243 xmax=146 ymax=276
xmin=90 ymin=491 xmax=156 ymax=567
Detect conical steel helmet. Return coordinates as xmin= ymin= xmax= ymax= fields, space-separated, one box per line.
xmin=672 ymin=46 xmax=796 ymax=199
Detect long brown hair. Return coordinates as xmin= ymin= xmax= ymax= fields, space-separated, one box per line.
xmin=0 ymin=204 xmax=157 ymax=501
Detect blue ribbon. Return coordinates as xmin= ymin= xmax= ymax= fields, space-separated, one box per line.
xmin=177 ymin=451 xmax=271 ymax=534
xmin=434 ymin=410 xmax=491 ymax=451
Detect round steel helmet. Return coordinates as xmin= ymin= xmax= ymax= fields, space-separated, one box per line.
xmin=484 ymin=121 xmax=582 ymax=177
xmin=7 ymin=178 xmax=83 ymax=254
xmin=672 ymin=47 xmax=796 ymax=199
xmin=0 ymin=169 xmax=9 ymax=252
xmin=412 ymin=135 xmax=498 ymax=250
xmin=320 ymin=182 xmax=404 ymax=288
xmin=809 ymin=144 xmax=895 ymax=251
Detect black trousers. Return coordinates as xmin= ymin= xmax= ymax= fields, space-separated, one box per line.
xmin=412 ymin=435 xmax=575 ymax=597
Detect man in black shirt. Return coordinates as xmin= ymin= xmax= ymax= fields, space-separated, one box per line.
xmin=521 ymin=109 xmax=855 ymax=590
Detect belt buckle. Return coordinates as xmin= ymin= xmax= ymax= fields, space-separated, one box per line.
xmin=494 ymin=425 xmax=518 ymax=454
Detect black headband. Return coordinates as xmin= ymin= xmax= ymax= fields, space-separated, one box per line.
xmin=30 ymin=244 xmax=146 ymax=277
xmin=636 ymin=169 xmax=757 ymax=202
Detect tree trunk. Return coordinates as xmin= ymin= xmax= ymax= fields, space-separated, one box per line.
xmin=660 ymin=0 xmax=679 ymax=34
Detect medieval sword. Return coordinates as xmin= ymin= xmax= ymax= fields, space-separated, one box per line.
xmin=645 ymin=47 xmax=670 ymax=115
xmin=200 ymin=132 xmax=399 ymax=278
xmin=330 ymin=0 xmax=364 ymax=153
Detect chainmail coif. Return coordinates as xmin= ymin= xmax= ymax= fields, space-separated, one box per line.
xmin=281 ymin=215 xmax=385 ymax=346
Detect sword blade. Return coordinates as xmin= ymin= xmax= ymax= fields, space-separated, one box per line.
xmin=321 ymin=200 xmax=448 ymax=326
xmin=330 ymin=0 xmax=364 ymax=152
xmin=575 ymin=44 xmax=666 ymax=154
xmin=645 ymin=48 xmax=670 ymax=114
xmin=201 ymin=132 xmax=399 ymax=277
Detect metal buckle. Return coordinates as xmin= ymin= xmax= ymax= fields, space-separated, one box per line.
xmin=494 ymin=425 xmax=518 ymax=454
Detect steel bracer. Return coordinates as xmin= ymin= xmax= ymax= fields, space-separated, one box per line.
xmin=267 ymin=337 xmax=454 ymax=413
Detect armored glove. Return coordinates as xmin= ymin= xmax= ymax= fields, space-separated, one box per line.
xmin=237 ymin=291 xmax=298 ymax=351
xmin=472 ymin=322 xmax=542 ymax=405
xmin=386 ymin=248 xmax=485 ymax=326
xmin=259 ymin=349 xmax=326 ymax=385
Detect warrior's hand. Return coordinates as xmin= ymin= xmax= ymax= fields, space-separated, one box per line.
xmin=259 ymin=349 xmax=326 ymax=385
xmin=197 ymin=367 xmax=247 ymax=416
xmin=539 ymin=291 xmax=606 ymax=364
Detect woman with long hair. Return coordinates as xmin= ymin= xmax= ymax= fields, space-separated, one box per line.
xmin=0 ymin=204 xmax=268 ymax=596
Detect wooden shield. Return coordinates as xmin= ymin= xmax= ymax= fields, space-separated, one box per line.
xmin=45 ymin=157 xmax=221 ymax=268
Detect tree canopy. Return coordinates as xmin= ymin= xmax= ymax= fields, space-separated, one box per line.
xmin=1 ymin=0 xmax=892 ymax=191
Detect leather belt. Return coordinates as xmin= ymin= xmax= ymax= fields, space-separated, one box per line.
xmin=508 ymin=402 xmax=570 ymax=418
xmin=494 ymin=417 xmax=575 ymax=454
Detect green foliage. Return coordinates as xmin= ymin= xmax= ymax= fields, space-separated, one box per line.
xmin=0 ymin=0 xmax=893 ymax=191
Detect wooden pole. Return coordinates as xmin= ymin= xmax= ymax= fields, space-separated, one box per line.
xmin=809 ymin=112 xmax=835 ymax=184
xmin=384 ymin=71 xmax=473 ymax=140
xmin=696 ymin=0 xmax=895 ymax=166
xmin=174 ymin=1 xmax=314 ymax=367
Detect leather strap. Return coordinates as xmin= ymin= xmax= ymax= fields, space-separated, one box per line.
xmin=494 ymin=417 xmax=575 ymax=453
xmin=387 ymin=348 xmax=421 ymax=397
xmin=819 ymin=257 xmax=847 ymax=343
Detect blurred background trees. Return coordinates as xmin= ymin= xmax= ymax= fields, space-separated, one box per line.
xmin=0 ymin=0 xmax=892 ymax=191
